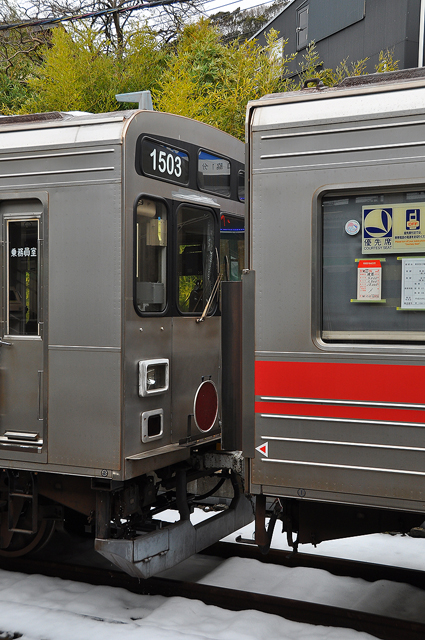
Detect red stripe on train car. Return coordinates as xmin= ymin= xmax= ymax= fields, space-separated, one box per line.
xmin=255 ymin=401 xmax=425 ymax=424
xmin=255 ymin=361 xmax=425 ymax=405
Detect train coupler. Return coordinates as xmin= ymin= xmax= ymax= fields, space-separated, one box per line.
xmin=94 ymin=483 xmax=253 ymax=578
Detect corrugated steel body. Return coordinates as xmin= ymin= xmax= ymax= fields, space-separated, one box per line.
xmin=0 ymin=108 xmax=244 ymax=482
xmin=247 ymin=75 xmax=425 ymax=510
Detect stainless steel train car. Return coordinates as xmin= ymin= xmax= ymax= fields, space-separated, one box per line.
xmin=0 ymin=97 xmax=252 ymax=576
xmin=242 ymin=69 xmax=425 ymax=550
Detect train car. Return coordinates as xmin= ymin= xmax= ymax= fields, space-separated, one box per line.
xmin=242 ymin=69 xmax=425 ymax=550
xmin=0 ymin=95 xmax=252 ymax=576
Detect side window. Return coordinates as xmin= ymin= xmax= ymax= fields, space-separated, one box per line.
xmin=198 ymin=151 xmax=231 ymax=198
xmin=177 ymin=206 xmax=217 ymax=314
xmin=238 ymin=170 xmax=245 ymax=203
xmin=7 ymin=219 xmax=39 ymax=336
xmin=220 ymin=213 xmax=245 ymax=281
xmin=135 ymin=197 xmax=168 ymax=314
xmin=321 ymin=190 xmax=425 ymax=343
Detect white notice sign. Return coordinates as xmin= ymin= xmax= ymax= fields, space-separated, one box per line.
xmin=401 ymin=258 xmax=425 ymax=308
xmin=357 ymin=260 xmax=382 ymax=300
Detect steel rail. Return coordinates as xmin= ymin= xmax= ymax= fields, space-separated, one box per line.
xmin=0 ymin=553 xmax=423 ymax=640
xmin=205 ymin=541 xmax=425 ymax=590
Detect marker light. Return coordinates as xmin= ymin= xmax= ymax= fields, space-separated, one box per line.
xmin=193 ymin=380 xmax=218 ymax=433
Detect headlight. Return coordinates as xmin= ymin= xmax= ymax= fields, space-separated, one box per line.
xmin=139 ymin=359 xmax=169 ymax=397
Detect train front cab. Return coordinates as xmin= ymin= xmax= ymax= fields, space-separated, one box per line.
xmin=244 ymin=70 xmax=425 ymax=551
xmin=0 ymin=108 xmax=251 ymax=576
xmin=95 ymin=111 xmax=252 ymax=576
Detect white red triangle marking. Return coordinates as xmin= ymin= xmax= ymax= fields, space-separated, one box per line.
xmin=256 ymin=442 xmax=269 ymax=457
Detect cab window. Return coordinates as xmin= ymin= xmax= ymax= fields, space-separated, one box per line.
xmin=177 ymin=206 xmax=217 ymax=314
xmin=135 ymin=197 xmax=167 ymax=313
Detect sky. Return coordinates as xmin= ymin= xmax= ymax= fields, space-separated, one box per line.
xmin=0 ymin=515 xmax=424 ymax=640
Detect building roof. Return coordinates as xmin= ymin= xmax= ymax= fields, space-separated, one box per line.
xmin=250 ymin=0 xmax=298 ymax=41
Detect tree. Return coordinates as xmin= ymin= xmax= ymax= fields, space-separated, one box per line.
xmin=2 ymin=11 xmax=401 ymax=139
xmin=209 ymin=0 xmax=288 ymax=44
xmin=153 ymin=20 xmax=295 ymax=139
xmin=0 ymin=1 xmax=52 ymax=113
xmin=3 ymin=0 xmax=204 ymax=52
xmin=22 ymin=22 xmax=167 ymax=113
xmin=296 ymin=42 xmax=398 ymax=88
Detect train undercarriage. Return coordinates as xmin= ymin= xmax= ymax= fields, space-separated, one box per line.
xmin=254 ymin=494 xmax=425 ymax=554
xmin=0 ymin=451 xmax=253 ymax=577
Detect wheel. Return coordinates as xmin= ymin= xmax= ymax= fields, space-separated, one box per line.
xmin=0 ymin=519 xmax=56 ymax=558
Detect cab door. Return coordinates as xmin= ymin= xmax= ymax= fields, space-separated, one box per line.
xmin=0 ymin=209 xmax=45 ymax=458
xmin=171 ymin=201 xmax=221 ymax=443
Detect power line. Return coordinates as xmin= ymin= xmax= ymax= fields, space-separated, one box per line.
xmin=0 ymin=0 xmax=191 ymax=32
xmin=148 ymin=0 xmax=279 ymax=31
xmin=0 ymin=0 xmax=281 ymax=35
xmin=202 ymin=0 xmax=277 ymax=15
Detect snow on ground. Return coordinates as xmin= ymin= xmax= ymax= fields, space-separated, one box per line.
xmin=0 ymin=564 xmax=373 ymax=640
xmin=0 ymin=518 xmax=424 ymax=640
xmin=223 ymin=519 xmax=425 ymax=571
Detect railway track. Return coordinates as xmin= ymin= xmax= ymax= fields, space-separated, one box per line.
xmin=207 ymin=540 xmax=425 ymax=589
xmin=0 ymin=541 xmax=423 ymax=640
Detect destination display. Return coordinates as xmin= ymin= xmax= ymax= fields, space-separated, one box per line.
xmin=198 ymin=150 xmax=231 ymax=197
xmin=140 ymin=137 xmax=189 ymax=185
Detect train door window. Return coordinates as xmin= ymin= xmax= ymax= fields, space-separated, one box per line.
xmin=7 ymin=219 xmax=39 ymax=336
xmin=135 ymin=197 xmax=168 ymax=314
xmin=198 ymin=151 xmax=231 ymax=197
xmin=321 ymin=190 xmax=425 ymax=343
xmin=238 ymin=170 xmax=245 ymax=203
xmin=220 ymin=213 xmax=245 ymax=281
xmin=177 ymin=206 xmax=217 ymax=314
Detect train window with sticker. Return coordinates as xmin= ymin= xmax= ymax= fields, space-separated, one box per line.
xmin=135 ymin=197 xmax=168 ymax=314
xmin=177 ymin=206 xmax=217 ymax=315
xmin=198 ymin=150 xmax=231 ymax=197
xmin=7 ymin=219 xmax=39 ymax=336
xmin=321 ymin=190 xmax=425 ymax=343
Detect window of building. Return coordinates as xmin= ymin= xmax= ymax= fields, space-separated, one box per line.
xmin=296 ymin=2 xmax=309 ymax=50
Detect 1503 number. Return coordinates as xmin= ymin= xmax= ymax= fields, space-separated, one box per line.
xmin=150 ymin=148 xmax=182 ymax=178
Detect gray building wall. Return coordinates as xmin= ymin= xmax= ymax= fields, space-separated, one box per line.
xmin=254 ymin=0 xmax=421 ymax=77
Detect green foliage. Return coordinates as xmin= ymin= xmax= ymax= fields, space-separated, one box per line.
xmin=153 ymin=21 xmax=295 ymax=140
xmin=0 ymin=71 xmax=32 ymax=114
xmin=21 ymin=23 xmax=167 ymax=114
xmin=0 ymin=8 xmax=50 ymax=114
xmin=0 ymin=12 xmax=401 ymax=141
xmin=375 ymin=49 xmax=399 ymax=73
xmin=295 ymin=42 xmax=398 ymax=89
xmin=23 ymin=27 xmax=115 ymax=113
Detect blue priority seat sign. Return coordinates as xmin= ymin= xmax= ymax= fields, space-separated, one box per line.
xmin=362 ymin=204 xmax=425 ymax=254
